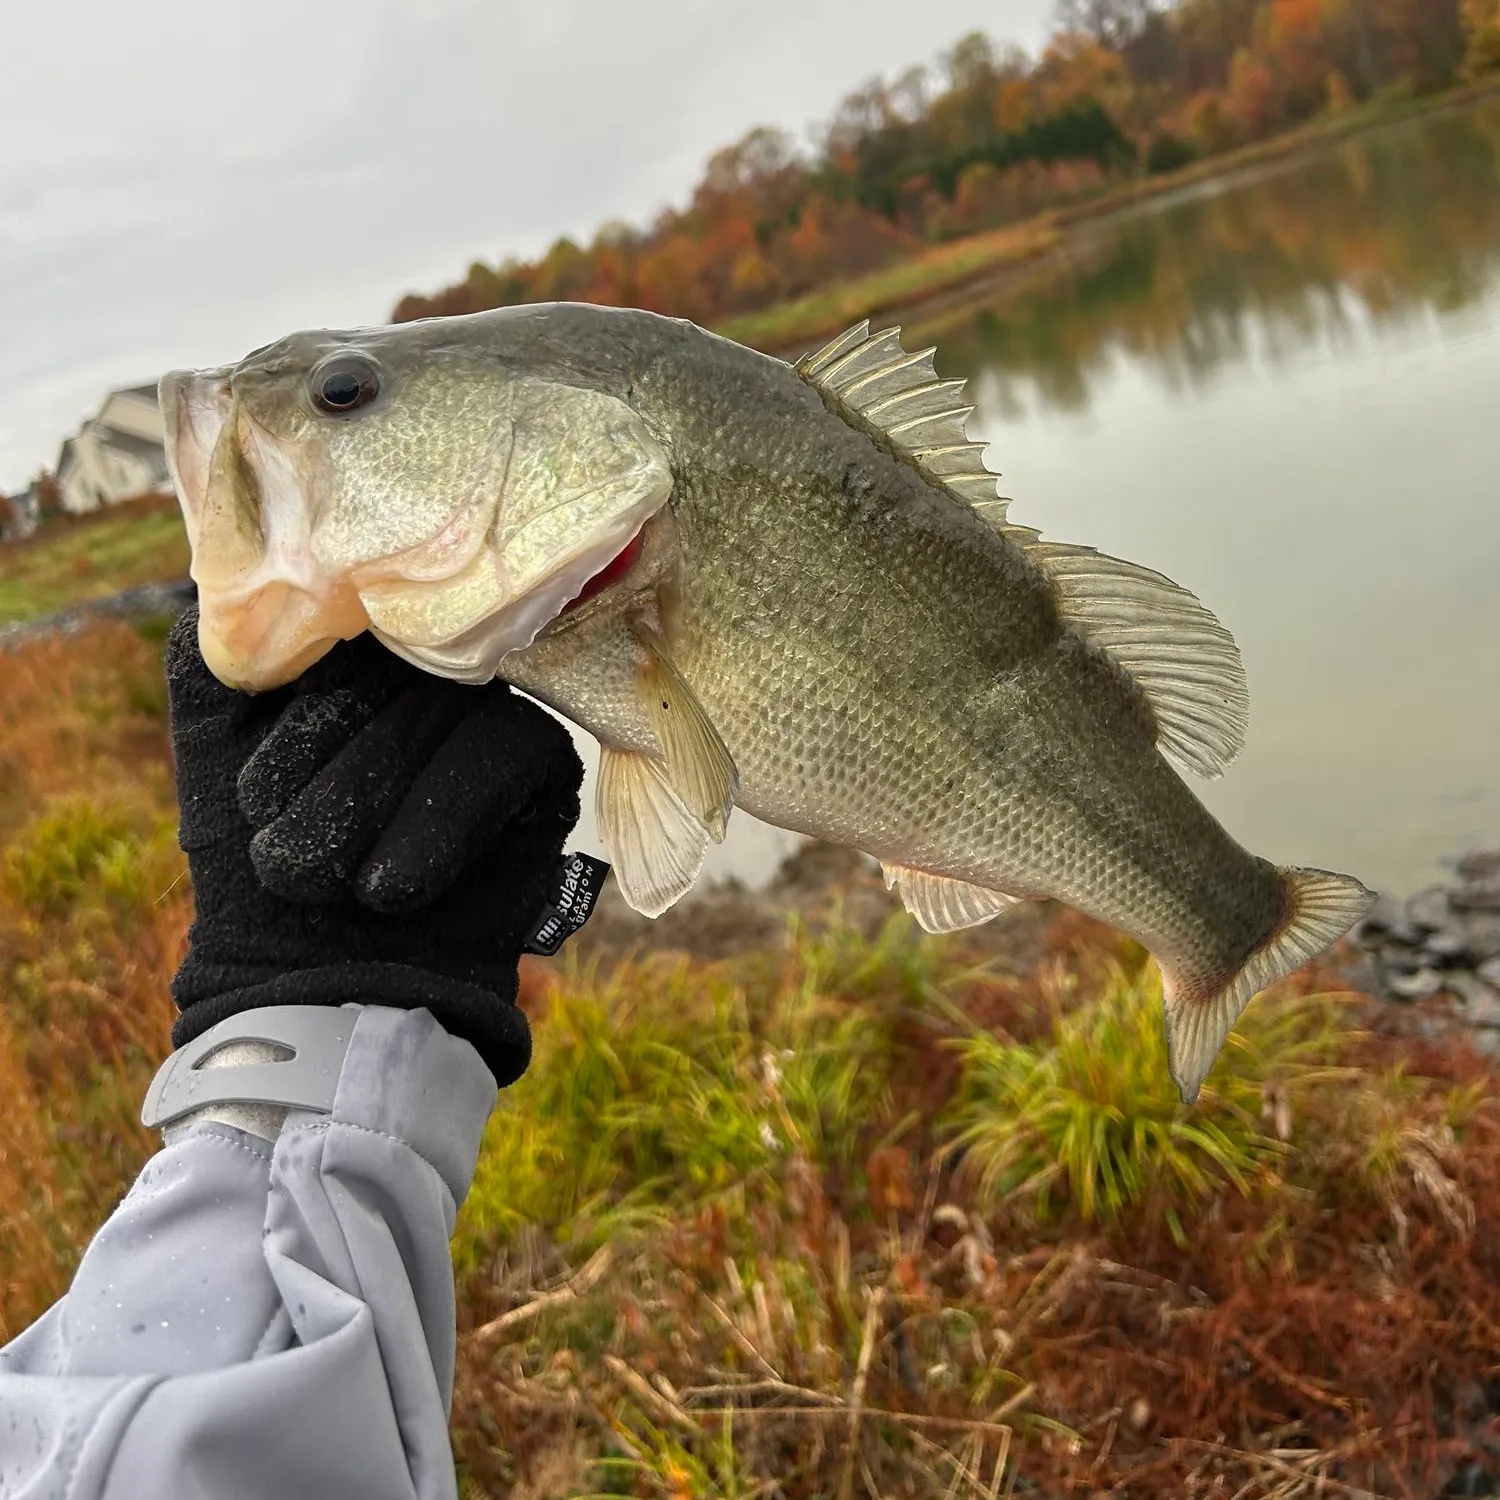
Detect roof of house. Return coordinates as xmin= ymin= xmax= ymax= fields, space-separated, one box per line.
xmin=95 ymin=426 xmax=168 ymax=462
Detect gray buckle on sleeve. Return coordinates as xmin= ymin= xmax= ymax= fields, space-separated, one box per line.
xmin=141 ymin=1006 xmax=357 ymax=1131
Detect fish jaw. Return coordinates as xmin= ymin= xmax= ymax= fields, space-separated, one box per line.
xmin=160 ymin=369 xmax=369 ymax=691
xmin=360 ymin=505 xmax=658 ymax=684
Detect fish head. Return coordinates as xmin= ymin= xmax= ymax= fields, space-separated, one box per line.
xmin=162 ymin=316 xmax=673 ymax=691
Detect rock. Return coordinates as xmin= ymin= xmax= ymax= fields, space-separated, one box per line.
xmin=1424 ymin=927 xmax=1472 ymax=963
xmin=1465 ymin=916 xmax=1500 ymax=963
xmin=1408 ymin=886 xmax=1451 ymax=931
xmin=1387 ymin=966 xmax=1445 ymax=1001
xmin=1380 ymin=944 xmax=1427 ymax=975
xmin=1445 ymin=971 xmax=1500 ymax=1027
xmin=1479 ymin=956 xmax=1500 ymax=987
xmin=1452 ymin=880 xmax=1500 ymax=914
xmin=0 ymin=578 xmax=195 ymax=652
xmin=1470 ymin=1029 xmax=1500 ymax=1062
xmin=1387 ymin=915 xmax=1425 ymax=947
xmin=1354 ymin=892 xmax=1405 ymax=942
xmin=1456 ymin=850 xmax=1500 ymax=884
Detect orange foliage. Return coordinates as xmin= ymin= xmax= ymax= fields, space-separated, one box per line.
xmin=1225 ymin=47 xmax=1280 ymax=135
xmin=393 ymin=0 xmax=1472 ymax=334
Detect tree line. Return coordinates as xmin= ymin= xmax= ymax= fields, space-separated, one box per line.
xmin=392 ymin=3 xmax=1496 ymax=329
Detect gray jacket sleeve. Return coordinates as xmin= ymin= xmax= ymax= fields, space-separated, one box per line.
xmin=0 ymin=1004 xmax=498 ymax=1500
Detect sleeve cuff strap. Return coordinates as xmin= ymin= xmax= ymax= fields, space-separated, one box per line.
xmin=141 ymin=1005 xmax=357 ymax=1130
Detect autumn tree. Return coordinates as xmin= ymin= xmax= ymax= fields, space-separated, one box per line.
xmin=390 ymin=3 xmax=1476 ymax=329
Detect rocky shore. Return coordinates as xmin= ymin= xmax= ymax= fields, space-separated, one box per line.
xmin=1349 ymin=849 xmax=1500 ymax=1054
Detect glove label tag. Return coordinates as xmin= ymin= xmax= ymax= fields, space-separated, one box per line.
xmin=524 ymin=852 xmax=611 ymax=956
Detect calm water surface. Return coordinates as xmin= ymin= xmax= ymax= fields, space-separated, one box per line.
xmin=575 ymin=100 xmax=1500 ymax=898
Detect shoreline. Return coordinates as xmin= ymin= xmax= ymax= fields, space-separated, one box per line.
xmin=716 ymin=74 xmax=1500 ymax=358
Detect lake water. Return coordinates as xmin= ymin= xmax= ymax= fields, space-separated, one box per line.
xmin=569 ymin=99 xmax=1500 ymax=900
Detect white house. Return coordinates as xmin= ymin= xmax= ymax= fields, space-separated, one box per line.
xmin=55 ymin=383 xmax=170 ymax=515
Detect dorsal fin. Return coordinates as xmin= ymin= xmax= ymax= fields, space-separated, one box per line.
xmin=1015 ymin=539 xmax=1248 ymax=778
xmin=799 ymin=322 xmax=1248 ymax=780
xmin=796 ymin=321 xmax=1007 ymax=523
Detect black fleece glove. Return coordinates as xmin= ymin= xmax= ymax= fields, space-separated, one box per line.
xmin=165 ymin=605 xmax=584 ymax=1086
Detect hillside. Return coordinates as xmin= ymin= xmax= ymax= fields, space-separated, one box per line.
xmin=4 ymin=618 xmax=1500 ymax=1498
xmin=0 ymin=494 xmax=188 ymax=629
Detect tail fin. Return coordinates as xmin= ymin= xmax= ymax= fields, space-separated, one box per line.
xmin=1164 ymin=867 xmax=1375 ymax=1104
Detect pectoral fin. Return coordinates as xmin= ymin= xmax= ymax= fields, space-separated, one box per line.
xmin=631 ymin=621 xmax=739 ymax=843
xmin=596 ymin=746 xmax=709 ymax=917
xmin=881 ymin=862 xmax=1024 ymax=934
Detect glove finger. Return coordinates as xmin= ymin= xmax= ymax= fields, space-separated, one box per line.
xmin=236 ymin=633 xmax=421 ymax=826
xmin=355 ymin=687 xmax=583 ymax=913
xmin=248 ymin=679 xmax=468 ymax=903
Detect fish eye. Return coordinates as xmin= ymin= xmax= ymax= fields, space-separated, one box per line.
xmin=311 ymin=357 xmax=381 ymax=415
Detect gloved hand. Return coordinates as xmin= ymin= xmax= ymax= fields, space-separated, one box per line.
xmin=164 ymin=604 xmax=585 ymax=1087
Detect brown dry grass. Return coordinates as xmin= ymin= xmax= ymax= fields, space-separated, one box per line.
xmin=0 ymin=623 xmax=186 ymax=1335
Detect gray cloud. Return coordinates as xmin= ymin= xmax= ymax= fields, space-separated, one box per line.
xmin=0 ymin=0 xmax=1054 ymax=487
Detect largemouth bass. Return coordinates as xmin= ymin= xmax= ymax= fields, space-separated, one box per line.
xmin=160 ymin=304 xmax=1374 ymax=1101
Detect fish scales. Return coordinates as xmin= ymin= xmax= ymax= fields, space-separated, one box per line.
xmin=159 ymin=302 xmax=1374 ymax=1101
xmin=522 ymin=312 xmax=1280 ymax=968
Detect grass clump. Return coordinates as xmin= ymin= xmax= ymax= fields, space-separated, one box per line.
xmin=456 ymin=936 xmax=897 ymax=1269
xmin=941 ymin=963 xmax=1354 ymax=1233
xmin=4 ymin=795 xmax=176 ymax=919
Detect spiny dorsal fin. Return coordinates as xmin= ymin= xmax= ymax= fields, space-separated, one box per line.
xmin=1018 ymin=540 xmax=1249 ymax=779
xmin=796 ymin=322 xmax=1006 ymax=524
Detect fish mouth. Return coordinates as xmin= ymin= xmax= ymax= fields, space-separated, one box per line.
xmin=160 ymin=369 xmax=369 ymax=692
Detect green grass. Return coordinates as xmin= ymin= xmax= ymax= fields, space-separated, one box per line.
xmin=456 ymin=918 xmax=914 ymax=1270
xmin=713 ymin=221 xmax=1061 ymax=354
xmin=0 ymin=500 xmax=189 ymax=627
xmin=940 ymin=962 xmax=1357 ymax=1238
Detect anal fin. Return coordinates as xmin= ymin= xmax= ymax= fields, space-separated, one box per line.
xmin=881 ymin=862 xmax=1023 ymax=934
xmin=596 ymin=746 xmax=709 ymax=918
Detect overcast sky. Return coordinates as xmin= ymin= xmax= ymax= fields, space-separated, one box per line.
xmin=0 ymin=0 xmax=1057 ymax=490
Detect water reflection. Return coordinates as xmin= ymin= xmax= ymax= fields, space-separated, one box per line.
xmin=927 ymin=97 xmax=1500 ymax=895
xmin=927 ymin=99 xmax=1500 ymax=413
xmin=571 ymin=102 xmax=1500 ymax=902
